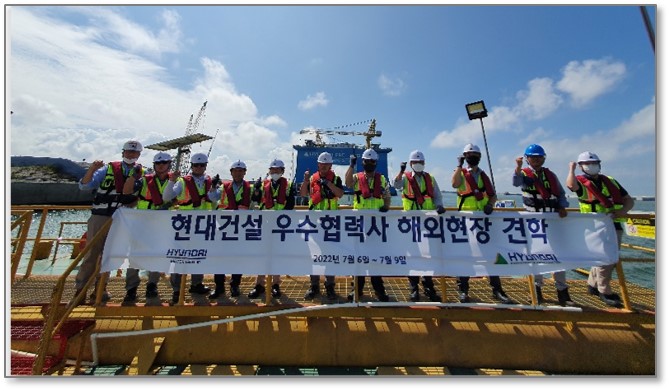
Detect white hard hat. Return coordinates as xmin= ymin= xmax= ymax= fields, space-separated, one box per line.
xmin=463 ymin=143 xmax=481 ymax=154
xmin=408 ymin=150 xmax=425 ymax=162
xmin=317 ymin=152 xmax=333 ymax=164
xmin=269 ymin=158 xmax=285 ymax=168
xmin=578 ymin=151 xmax=601 ymax=163
xmin=123 ymin=140 xmax=143 ymax=152
xmin=230 ymin=160 xmax=247 ymax=170
xmin=191 ymin=153 xmax=208 ymax=164
xmin=362 ymin=148 xmax=379 ymax=161
xmin=153 ymin=152 xmax=172 ymax=163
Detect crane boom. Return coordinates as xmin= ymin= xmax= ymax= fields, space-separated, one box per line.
xmin=299 ymin=119 xmax=380 ymax=148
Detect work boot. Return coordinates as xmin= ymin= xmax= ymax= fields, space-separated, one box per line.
xmin=247 ymin=284 xmax=265 ymax=299
xmin=409 ymin=288 xmax=420 ymax=302
xmin=493 ymin=289 xmax=514 ymax=304
xmin=325 ymin=285 xmax=337 ymax=300
xmin=535 ymin=285 xmax=544 ymax=304
xmin=89 ymin=291 xmax=110 ymax=303
xmin=208 ymin=286 xmax=225 ymax=300
xmin=375 ymin=289 xmax=390 ymax=302
xmin=347 ymin=288 xmax=364 ymax=302
xmin=557 ymin=288 xmax=576 ymax=307
xmin=458 ymin=291 xmax=470 ymax=303
xmin=123 ymin=287 xmax=138 ymax=304
xmin=271 ymin=284 xmax=282 ymax=298
xmin=599 ymin=292 xmax=622 ymax=308
xmin=230 ymin=285 xmax=240 ymax=298
xmin=145 ymin=283 xmax=158 ymax=298
xmin=424 ymin=287 xmax=442 ymax=302
xmin=189 ymin=283 xmax=211 ymax=295
xmin=304 ymin=285 xmax=319 ymax=300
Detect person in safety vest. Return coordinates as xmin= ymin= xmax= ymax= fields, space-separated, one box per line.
xmin=454 ymin=144 xmax=513 ymax=305
xmin=566 ymin=151 xmax=634 ymax=307
xmin=120 ymin=151 xmax=182 ymax=306
xmin=164 ymin=152 xmax=214 ymax=305
xmin=393 ymin=150 xmax=444 ymax=302
xmin=344 ymin=148 xmax=391 ymax=302
xmin=206 ymin=160 xmax=252 ymax=300
xmin=513 ymin=144 xmax=574 ymax=306
xmin=72 ymin=139 xmax=145 ymax=306
xmin=246 ymin=158 xmax=296 ymax=300
xmin=299 ymin=152 xmax=344 ymax=301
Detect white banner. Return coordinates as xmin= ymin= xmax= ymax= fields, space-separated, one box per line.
xmin=101 ymin=208 xmax=620 ymax=277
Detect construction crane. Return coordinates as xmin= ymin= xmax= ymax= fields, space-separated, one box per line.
xmin=145 ymin=101 xmax=212 ymax=174
xmin=299 ymin=119 xmax=381 ymax=149
xmin=175 ymin=101 xmax=208 ymax=173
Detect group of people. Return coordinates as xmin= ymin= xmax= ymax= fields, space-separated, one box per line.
xmin=72 ymin=139 xmax=632 ymax=308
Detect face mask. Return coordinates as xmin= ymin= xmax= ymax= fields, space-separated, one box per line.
xmin=363 ymin=163 xmax=377 ymax=172
xmin=582 ymin=163 xmax=601 ymax=176
xmin=270 ymin=173 xmax=281 ymax=182
xmin=411 ymin=163 xmax=424 ymax=173
xmin=123 ymin=157 xmax=138 ymax=165
xmin=465 ymin=156 xmax=481 ymax=166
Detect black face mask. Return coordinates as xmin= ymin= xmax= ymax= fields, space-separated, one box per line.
xmin=465 ymin=156 xmax=481 ymax=166
xmin=363 ymin=162 xmax=377 ymax=172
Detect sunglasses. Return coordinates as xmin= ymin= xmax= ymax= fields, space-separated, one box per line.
xmin=192 ymin=163 xmax=207 ymax=167
xmin=154 ymin=161 xmax=171 ymax=165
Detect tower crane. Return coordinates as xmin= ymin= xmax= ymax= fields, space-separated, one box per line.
xmin=299 ymin=118 xmax=381 ymax=149
xmin=176 ymin=101 xmax=208 ymax=173
xmin=145 ymin=101 xmax=212 ymax=174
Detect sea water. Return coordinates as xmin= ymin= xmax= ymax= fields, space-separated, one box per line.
xmin=12 ymin=194 xmax=656 ymax=289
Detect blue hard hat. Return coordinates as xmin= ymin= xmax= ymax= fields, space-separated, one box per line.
xmin=524 ymin=144 xmax=546 ymax=157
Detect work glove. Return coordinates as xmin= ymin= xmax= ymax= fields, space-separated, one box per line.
xmin=211 ymin=174 xmax=221 ymax=188
xmin=319 ymin=178 xmax=329 ymax=186
xmin=132 ymin=164 xmax=143 ymax=180
xmin=436 ymin=206 xmax=446 ymax=215
xmin=350 ymin=155 xmax=357 ymax=167
xmin=400 ymin=162 xmax=407 ymax=172
xmin=483 ymin=204 xmax=494 ymax=215
xmin=379 ymin=205 xmax=389 ymax=212
xmin=457 ymin=156 xmax=465 ymax=167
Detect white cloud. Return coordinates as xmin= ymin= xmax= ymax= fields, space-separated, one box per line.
xmin=515 ymin=77 xmax=563 ymax=120
xmin=430 ymin=58 xmax=626 ymax=151
xmin=7 ymin=7 xmax=293 ymax=181
xmin=556 ymin=58 xmax=626 ymax=107
xmin=76 ymin=6 xmax=183 ymax=59
xmin=377 ymin=73 xmax=406 ymax=97
xmin=297 ymin=91 xmax=329 ymax=111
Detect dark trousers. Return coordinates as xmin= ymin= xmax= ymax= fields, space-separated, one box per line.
xmin=353 ymin=276 xmax=385 ymax=294
xmin=408 ymin=276 xmax=436 ymax=291
xmin=457 ymin=276 xmax=503 ymax=293
xmin=213 ymin=274 xmax=242 ymax=291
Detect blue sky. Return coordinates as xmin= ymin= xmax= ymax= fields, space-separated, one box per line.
xmin=6 ymin=3 xmax=658 ymax=197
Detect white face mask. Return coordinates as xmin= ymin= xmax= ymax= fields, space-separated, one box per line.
xmin=270 ymin=173 xmax=281 ymax=182
xmin=123 ymin=157 xmax=138 ymax=165
xmin=411 ymin=163 xmax=424 ymax=173
xmin=581 ymin=163 xmax=601 ymax=176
